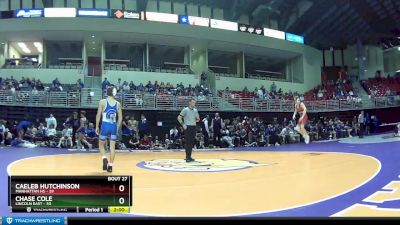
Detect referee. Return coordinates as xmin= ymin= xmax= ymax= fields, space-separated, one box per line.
xmin=177 ymin=99 xmax=200 ymax=162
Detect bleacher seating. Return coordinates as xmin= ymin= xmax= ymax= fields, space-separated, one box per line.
xmin=361 ymin=77 xmax=400 ymax=96
xmin=304 ymin=80 xmax=356 ymax=101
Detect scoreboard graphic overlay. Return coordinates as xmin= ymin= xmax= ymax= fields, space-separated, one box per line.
xmin=9 ymin=176 xmax=132 ymax=213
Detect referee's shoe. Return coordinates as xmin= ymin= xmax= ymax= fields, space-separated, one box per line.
xmin=185 ymin=158 xmax=195 ymax=163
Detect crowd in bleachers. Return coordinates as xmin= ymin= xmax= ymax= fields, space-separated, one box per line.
xmin=0 ymin=76 xmax=84 ymax=92
xmin=361 ymin=76 xmax=400 ymax=98
xmin=220 ymin=79 xmax=361 ymax=104
xmin=304 ymin=78 xmax=360 ymax=102
xmin=0 ymin=111 xmax=96 ymax=149
xmin=1 ymin=75 xmax=366 ymax=105
xmin=221 ymin=82 xmax=300 ymax=101
xmin=0 ymin=110 xmax=382 ymax=150
xmin=102 ymin=78 xmax=213 ymax=100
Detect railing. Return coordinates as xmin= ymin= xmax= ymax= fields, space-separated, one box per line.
xmin=0 ymin=89 xmax=400 ymax=112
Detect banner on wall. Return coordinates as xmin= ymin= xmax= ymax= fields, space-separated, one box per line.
xmin=15 ymin=9 xmax=43 ymax=18
xmin=145 ymin=12 xmax=178 ymax=23
xmin=239 ymin=24 xmax=263 ymax=35
xmin=286 ymin=33 xmax=304 ymax=44
xmin=179 ymin=15 xmax=210 ymax=27
xmin=78 ymin=8 xmax=109 ymax=18
xmin=263 ymin=28 xmax=285 ymax=40
xmin=111 ymin=9 xmax=140 ymax=19
xmin=44 ymin=8 xmax=76 ymax=18
xmin=210 ymin=19 xmax=238 ymax=31
xmin=179 ymin=15 xmax=189 ymax=25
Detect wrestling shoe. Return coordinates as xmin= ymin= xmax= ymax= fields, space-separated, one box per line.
xmin=102 ymin=158 xmax=108 ymax=171
xmin=107 ymin=164 xmax=113 ymax=173
xmin=305 ymin=135 xmax=310 ymax=144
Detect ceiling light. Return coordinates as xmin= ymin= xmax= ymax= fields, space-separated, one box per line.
xmin=34 ymin=42 xmax=42 ymax=48
xmin=91 ymin=35 xmax=95 ymax=38
xmin=398 ymin=47 xmax=400 ymax=51
xmin=92 ymin=48 xmax=96 ymax=50
xmin=22 ymin=48 xmax=31 ymax=54
xmin=18 ymin=42 xmax=27 ymax=48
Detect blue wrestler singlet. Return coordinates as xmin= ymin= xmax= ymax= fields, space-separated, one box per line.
xmin=99 ymin=99 xmax=119 ymax=141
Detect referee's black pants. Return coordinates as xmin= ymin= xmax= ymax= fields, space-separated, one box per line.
xmin=184 ymin=126 xmax=196 ymax=159
xmin=358 ymin=123 xmax=364 ymax=138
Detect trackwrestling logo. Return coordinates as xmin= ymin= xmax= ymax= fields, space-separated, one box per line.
xmin=3 ymin=217 xmax=64 ymax=225
xmin=137 ymin=159 xmax=275 ymax=172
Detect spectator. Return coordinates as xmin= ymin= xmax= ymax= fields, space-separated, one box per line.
xmin=139 ymin=134 xmax=152 ymax=150
xmin=220 ymin=127 xmax=235 ymax=148
xmin=211 ymin=113 xmax=224 ymax=146
xmin=76 ymin=129 xmax=92 ymax=151
xmin=76 ymin=110 xmax=90 ymax=150
xmin=23 ymin=124 xmax=37 ymax=142
xmin=280 ymin=125 xmax=294 ymax=144
xmin=57 ymin=124 xmax=73 ymax=148
xmin=31 ymin=86 xmax=39 ymax=96
xmin=358 ymin=111 xmax=365 ymax=138
xmin=122 ymin=81 xmax=130 ymax=92
xmin=395 ymin=123 xmax=400 ymax=137
xmin=327 ymin=120 xmax=337 ymax=139
xmin=102 ymin=78 xmax=111 ymax=90
xmin=342 ymin=121 xmax=352 ymax=138
xmin=85 ymin=123 xmax=98 ymax=148
xmin=257 ymin=87 xmax=264 ymax=99
xmin=309 ymin=123 xmax=319 ymax=141
xmin=46 ymin=114 xmax=57 ymax=129
xmin=64 ymin=112 xmax=80 ymax=147
xmin=116 ymin=78 xmax=123 ymax=91
xmin=257 ymin=129 xmax=267 ymax=147
xmin=36 ymin=123 xmax=47 ymax=140
xmin=269 ymin=124 xmax=281 ymax=146
xmin=244 ymin=131 xmax=258 ymax=147
xmin=270 ymin=82 xmax=277 ymax=93
xmin=76 ymin=79 xmax=84 ymax=91
xmin=52 ymin=78 xmax=60 ymax=87
xmin=163 ymin=134 xmax=173 ymax=149
xmin=46 ymin=124 xmax=57 ymax=147
xmin=197 ymin=92 xmax=206 ymax=101
xmin=365 ymin=113 xmax=371 ymax=135
xmin=138 ymin=114 xmax=149 ymax=139
xmin=170 ymin=126 xmax=179 ymax=140
xmin=137 ymin=83 xmax=145 ymax=92
xmin=372 ymin=115 xmax=379 ymax=134
xmin=129 ymin=81 xmax=136 ymax=92
xmin=201 ymin=115 xmax=210 ymax=147
xmin=129 ymin=135 xmax=140 ymax=150
xmin=0 ymin=120 xmax=5 ymax=145
xmin=152 ymin=136 xmax=164 ymax=150
xmin=128 ymin=116 xmax=138 ymax=137
xmin=17 ymin=116 xmax=31 ymax=139
xmin=122 ymin=115 xmax=133 ymax=137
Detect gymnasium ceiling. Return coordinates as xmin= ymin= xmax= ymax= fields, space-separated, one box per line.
xmin=137 ymin=0 xmax=400 ymax=50
xmin=38 ymin=0 xmax=399 ymax=50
